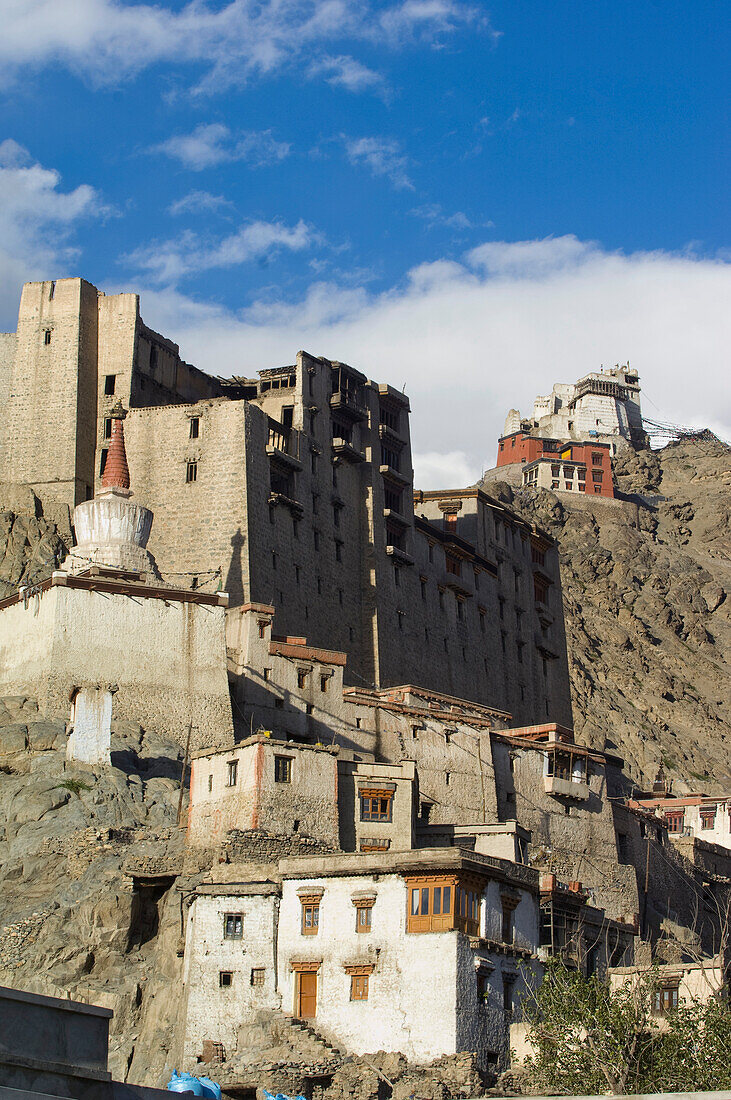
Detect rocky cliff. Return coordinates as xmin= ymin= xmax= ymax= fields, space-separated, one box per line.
xmin=481 ymin=437 xmax=731 ymax=791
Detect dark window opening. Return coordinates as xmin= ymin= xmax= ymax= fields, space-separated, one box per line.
xmin=190 ymin=416 xmax=200 ymax=439
xmin=104 ymin=375 xmax=116 ymax=396
xmin=186 ymin=460 xmax=198 ymax=483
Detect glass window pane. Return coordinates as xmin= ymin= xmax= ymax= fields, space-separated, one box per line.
xmin=433 ymin=886 xmax=442 ymax=915
xmin=411 ymin=889 xmax=420 ymax=915
xmin=421 ymin=887 xmax=430 ymax=915
xmin=442 ymin=887 xmax=451 ymax=914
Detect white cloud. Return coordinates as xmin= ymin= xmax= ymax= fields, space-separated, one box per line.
xmin=308 ymin=54 xmax=387 ymax=96
xmin=154 ymin=124 xmax=290 ymax=170
xmin=168 ymin=190 xmax=233 ymax=216
xmin=0 ymin=0 xmax=483 ymax=93
xmin=345 ymin=136 xmax=413 ymax=190
xmin=410 ymin=203 xmax=492 ymax=230
xmin=129 ymin=235 xmax=731 ymax=486
xmin=0 ymin=141 xmax=107 ymax=325
xmin=124 ymin=218 xmax=316 ymax=283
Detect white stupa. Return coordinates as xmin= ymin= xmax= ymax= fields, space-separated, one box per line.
xmin=61 ymin=403 xmax=161 ymax=580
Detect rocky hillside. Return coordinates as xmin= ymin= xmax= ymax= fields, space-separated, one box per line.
xmin=482 ymin=437 xmax=731 ymax=792
xmin=0 ymin=708 xmax=187 ymax=1084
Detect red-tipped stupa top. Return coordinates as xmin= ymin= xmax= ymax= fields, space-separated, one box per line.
xmin=101 ymin=404 xmax=130 ymax=491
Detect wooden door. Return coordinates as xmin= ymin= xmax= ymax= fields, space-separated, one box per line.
xmin=297 ymin=971 xmax=317 ymax=1018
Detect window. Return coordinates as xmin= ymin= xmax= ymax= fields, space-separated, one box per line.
xmin=274 ymin=755 xmax=292 ymax=783
xmin=104 ymin=375 xmax=116 ymax=396
xmin=406 ymin=875 xmax=481 ymax=934
xmin=297 ymin=669 xmax=309 ymax=689
xmin=592 ymin=470 xmax=603 ymax=483
xmin=350 ymin=974 xmax=369 ymax=1000
xmin=534 ymin=578 xmax=549 ymax=605
xmin=501 ymin=894 xmax=519 ymax=944
xmin=531 ymin=545 xmax=546 ymax=566
xmin=208 ymin=774 xmax=213 ymax=793
xmin=99 ymin=448 xmax=109 ymax=476
xmin=227 ymin=760 xmax=238 ymax=786
xmin=503 ymin=974 xmax=515 ymax=1015
xmin=380 ymin=405 xmax=400 ymax=431
xmin=44 ymin=329 xmax=52 ymax=345
xmin=360 ymin=789 xmax=393 ymax=822
xmin=421 ymin=577 xmax=427 ymax=600
xmin=300 ymin=897 xmax=320 ymax=935
xmin=355 ymin=904 xmax=373 ymax=933
xmin=384 ymin=486 xmax=402 ymax=512
xmin=700 ymin=807 xmax=716 ymax=829
xmin=665 ymin=811 xmax=684 ymax=833
xmin=446 ymin=554 xmax=461 ymax=577
xmin=219 ymin=971 xmax=233 ymax=988
xmin=189 ymin=416 xmax=200 ymax=439
xmin=479 ymin=608 xmax=486 ymax=632
xmin=335 ymin=541 xmax=343 ymax=562
xmin=320 ymin=674 xmax=329 ymax=692
xmin=186 ymin=460 xmax=198 ymax=483
xmin=381 ymin=444 xmax=401 ymax=470
xmin=223 ymin=913 xmax=243 ymax=939
xmin=592 ymin=453 xmax=603 ymax=465
xmin=360 ymin=838 xmax=390 ymax=852
xmin=654 ymin=985 xmax=679 ymax=1014
xmin=251 ymin=968 xmax=265 ymax=986
xmin=103 ymin=417 xmax=112 ymax=439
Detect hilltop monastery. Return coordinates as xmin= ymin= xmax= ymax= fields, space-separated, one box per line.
xmin=0 ymin=278 xmax=727 ymax=1082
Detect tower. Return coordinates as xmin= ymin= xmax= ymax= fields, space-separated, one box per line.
xmin=0 ymin=278 xmax=99 ymax=509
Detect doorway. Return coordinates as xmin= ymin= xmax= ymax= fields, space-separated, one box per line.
xmin=296 ymin=970 xmax=318 ymax=1018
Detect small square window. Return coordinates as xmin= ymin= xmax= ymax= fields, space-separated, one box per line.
xmin=104 ymin=375 xmax=116 ymax=396
xmin=275 ymin=755 xmax=292 ymax=783
xmin=224 ymin=913 xmax=243 ymax=939
xmin=219 ymin=971 xmax=233 ymax=988
xmin=190 ymin=416 xmax=200 ymax=439
xmin=251 ymin=968 xmax=265 ymax=986
xmin=360 ymin=793 xmax=393 ymax=822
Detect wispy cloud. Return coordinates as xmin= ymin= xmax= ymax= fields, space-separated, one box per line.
xmin=0 ymin=0 xmax=486 ymax=94
xmin=410 ymin=203 xmax=492 ymax=230
xmin=308 ymin=54 xmax=388 ymax=97
xmin=0 ymin=140 xmax=109 ymax=324
xmin=153 ymin=123 xmax=290 ymax=170
xmin=345 ymin=136 xmax=413 ymax=190
xmin=168 ymin=190 xmax=233 ymax=216
xmin=124 ymin=218 xmax=317 ymax=283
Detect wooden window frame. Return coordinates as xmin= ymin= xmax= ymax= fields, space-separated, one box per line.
xmin=274 ymin=755 xmax=293 ymax=784
xmin=353 ymin=896 xmax=375 ymax=933
xmin=223 ymin=912 xmax=243 ymax=939
xmin=226 ymin=760 xmax=238 ymax=787
xmin=653 ymin=984 xmax=680 ymax=1015
xmin=344 ymin=964 xmax=374 ymax=1002
xmin=360 ymin=789 xmax=394 ymax=822
xmin=250 ymin=967 xmax=265 ymax=986
xmin=405 ymin=873 xmax=483 ymax=934
xmin=299 ymin=895 xmax=322 ymax=936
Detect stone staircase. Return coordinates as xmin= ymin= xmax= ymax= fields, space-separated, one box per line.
xmin=282 ymin=1015 xmax=344 ymax=1060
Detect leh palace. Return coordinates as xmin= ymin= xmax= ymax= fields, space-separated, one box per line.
xmin=0 ymin=278 xmax=728 ymax=1096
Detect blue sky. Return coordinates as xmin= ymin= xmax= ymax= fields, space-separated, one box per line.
xmin=1 ymin=0 xmax=728 ymax=483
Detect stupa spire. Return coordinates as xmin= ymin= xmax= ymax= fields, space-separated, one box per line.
xmin=101 ymin=402 xmax=130 ymax=493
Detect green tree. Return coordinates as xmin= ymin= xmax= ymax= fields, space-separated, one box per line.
xmin=521 ymin=959 xmax=731 ymax=1095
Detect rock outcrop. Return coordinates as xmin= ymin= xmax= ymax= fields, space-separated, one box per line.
xmin=481 ymin=437 xmax=731 ymax=791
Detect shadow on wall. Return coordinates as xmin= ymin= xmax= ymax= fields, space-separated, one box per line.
xmin=226 ymin=528 xmax=245 ymax=606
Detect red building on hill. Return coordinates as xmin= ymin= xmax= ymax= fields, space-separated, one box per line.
xmin=497 ymin=432 xmax=615 ymax=499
